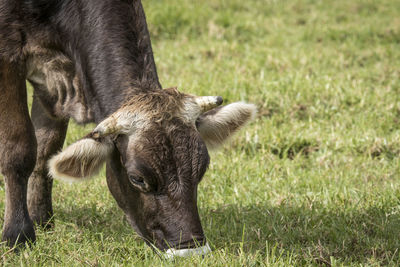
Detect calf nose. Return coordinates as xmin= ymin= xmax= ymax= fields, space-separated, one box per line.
xmin=176 ymin=235 xmax=206 ymax=249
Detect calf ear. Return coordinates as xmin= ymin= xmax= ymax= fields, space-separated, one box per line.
xmin=196 ymin=102 xmax=256 ymax=149
xmin=48 ymin=136 xmax=113 ymax=182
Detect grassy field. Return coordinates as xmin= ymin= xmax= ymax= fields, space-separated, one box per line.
xmin=1 ymin=0 xmax=400 ymax=265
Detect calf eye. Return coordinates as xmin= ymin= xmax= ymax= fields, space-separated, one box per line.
xmin=129 ymin=175 xmax=145 ymax=186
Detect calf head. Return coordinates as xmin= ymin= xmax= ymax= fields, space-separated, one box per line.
xmin=48 ymin=88 xmax=256 ymax=256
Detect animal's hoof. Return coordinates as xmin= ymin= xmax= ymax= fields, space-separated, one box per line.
xmin=2 ymin=218 xmax=36 ymax=248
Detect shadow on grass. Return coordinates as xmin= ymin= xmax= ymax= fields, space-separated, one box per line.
xmin=204 ymin=202 xmax=400 ymax=265
xmin=54 ymin=204 xmax=140 ymax=243
xmin=54 ymin=198 xmax=400 ymax=264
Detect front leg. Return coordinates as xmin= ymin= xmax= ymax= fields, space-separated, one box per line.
xmin=27 ymin=94 xmax=68 ymax=228
xmin=0 ymin=60 xmax=37 ymax=247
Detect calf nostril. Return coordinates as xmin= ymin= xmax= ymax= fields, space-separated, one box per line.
xmin=174 ymin=236 xmax=206 ymax=249
xmin=191 ymin=236 xmax=206 ymax=246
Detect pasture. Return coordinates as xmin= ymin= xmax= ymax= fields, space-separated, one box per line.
xmin=1 ymin=0 xmax=400 ymax=265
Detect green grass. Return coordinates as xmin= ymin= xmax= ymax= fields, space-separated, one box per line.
xmin=2 ymin=0 xmax=400 ymax=265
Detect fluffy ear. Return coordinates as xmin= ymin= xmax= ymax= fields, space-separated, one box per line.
xmin=196 ymin=102 xmax=257 ymax=149
xmin=48 ymin=137 xmax=113 ymax=182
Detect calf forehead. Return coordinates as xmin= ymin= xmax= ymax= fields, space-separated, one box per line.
xmin=122 ymin=88 xmax=187 ymax=118
xmin=126 ymin=120 xmax=209 ymax=181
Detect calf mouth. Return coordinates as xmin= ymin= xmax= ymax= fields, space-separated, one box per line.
xmin=168 ymin=236 xmax=207 ymax=250
xmin=126 ymin=216 xmax=210 ymax=257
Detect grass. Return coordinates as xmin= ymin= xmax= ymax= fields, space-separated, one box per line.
xmin=1 ymin=0 xmax=400 ymax=265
